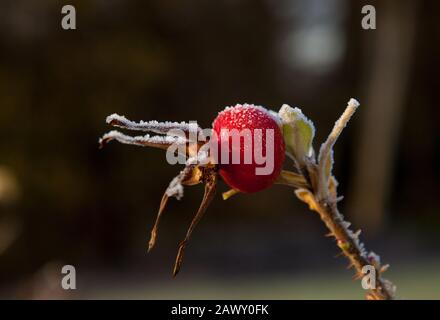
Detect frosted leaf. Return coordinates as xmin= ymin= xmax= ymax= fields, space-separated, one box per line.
xmin=278 ymin=104 xmax=316 ymax=167
xmin=106 ymin=113 xmax=201 ymax=134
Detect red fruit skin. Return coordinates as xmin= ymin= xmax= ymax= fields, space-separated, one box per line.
xmin=212 ymin=104 xmax=285 ymax=193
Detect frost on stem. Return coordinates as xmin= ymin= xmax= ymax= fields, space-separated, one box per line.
xmin=294 ymin=187 xmax=395 ymax=299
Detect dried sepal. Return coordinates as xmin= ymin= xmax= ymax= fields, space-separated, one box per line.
xmin=100 ymin=113 xmax=221 ymax=277
xmin=294 ymin=188 xmax=320 ymax=212
xmin=99 ymin=130 xmax=184 ymax=150
xmin=275 ymin=170 xmax=309 ymax=189
xmin=106 ymin=113 xmax=202 ymax=136
xmin=100 ymin=115 xmax=207 ymax=161
xmin=222 ymin=189 xmax=239 ymax=200
xmin=148 ymin=192 xmax=169 ymax=252
xmin=173 ymin=171 xmax=218 ymax=276
xmin=147 ymin=164 xmax=203 ymax=252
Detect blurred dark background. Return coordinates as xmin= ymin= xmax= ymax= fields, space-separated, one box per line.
xmin=0 ymin=0 xmax=439 ymax=299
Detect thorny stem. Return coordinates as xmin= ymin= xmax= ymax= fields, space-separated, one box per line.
xmin=296 ymin=189 xmax=395 ymax=300
xmin=296 ymin=99 xmax=396 ymax=300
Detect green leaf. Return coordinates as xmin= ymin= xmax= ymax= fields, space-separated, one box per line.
xmin=278 ymin=104 xmax=316 ymax=167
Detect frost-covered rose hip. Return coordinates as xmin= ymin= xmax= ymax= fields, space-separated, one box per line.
xmin=212 ymin=104 xmax=285 ymax=193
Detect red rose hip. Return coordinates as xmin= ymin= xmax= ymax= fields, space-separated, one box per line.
xmin=212 ymin=104 xmax=285 ymax=193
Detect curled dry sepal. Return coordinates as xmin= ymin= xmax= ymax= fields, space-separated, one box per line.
xmin=99 ymin=99 xmax=396 ymax=300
